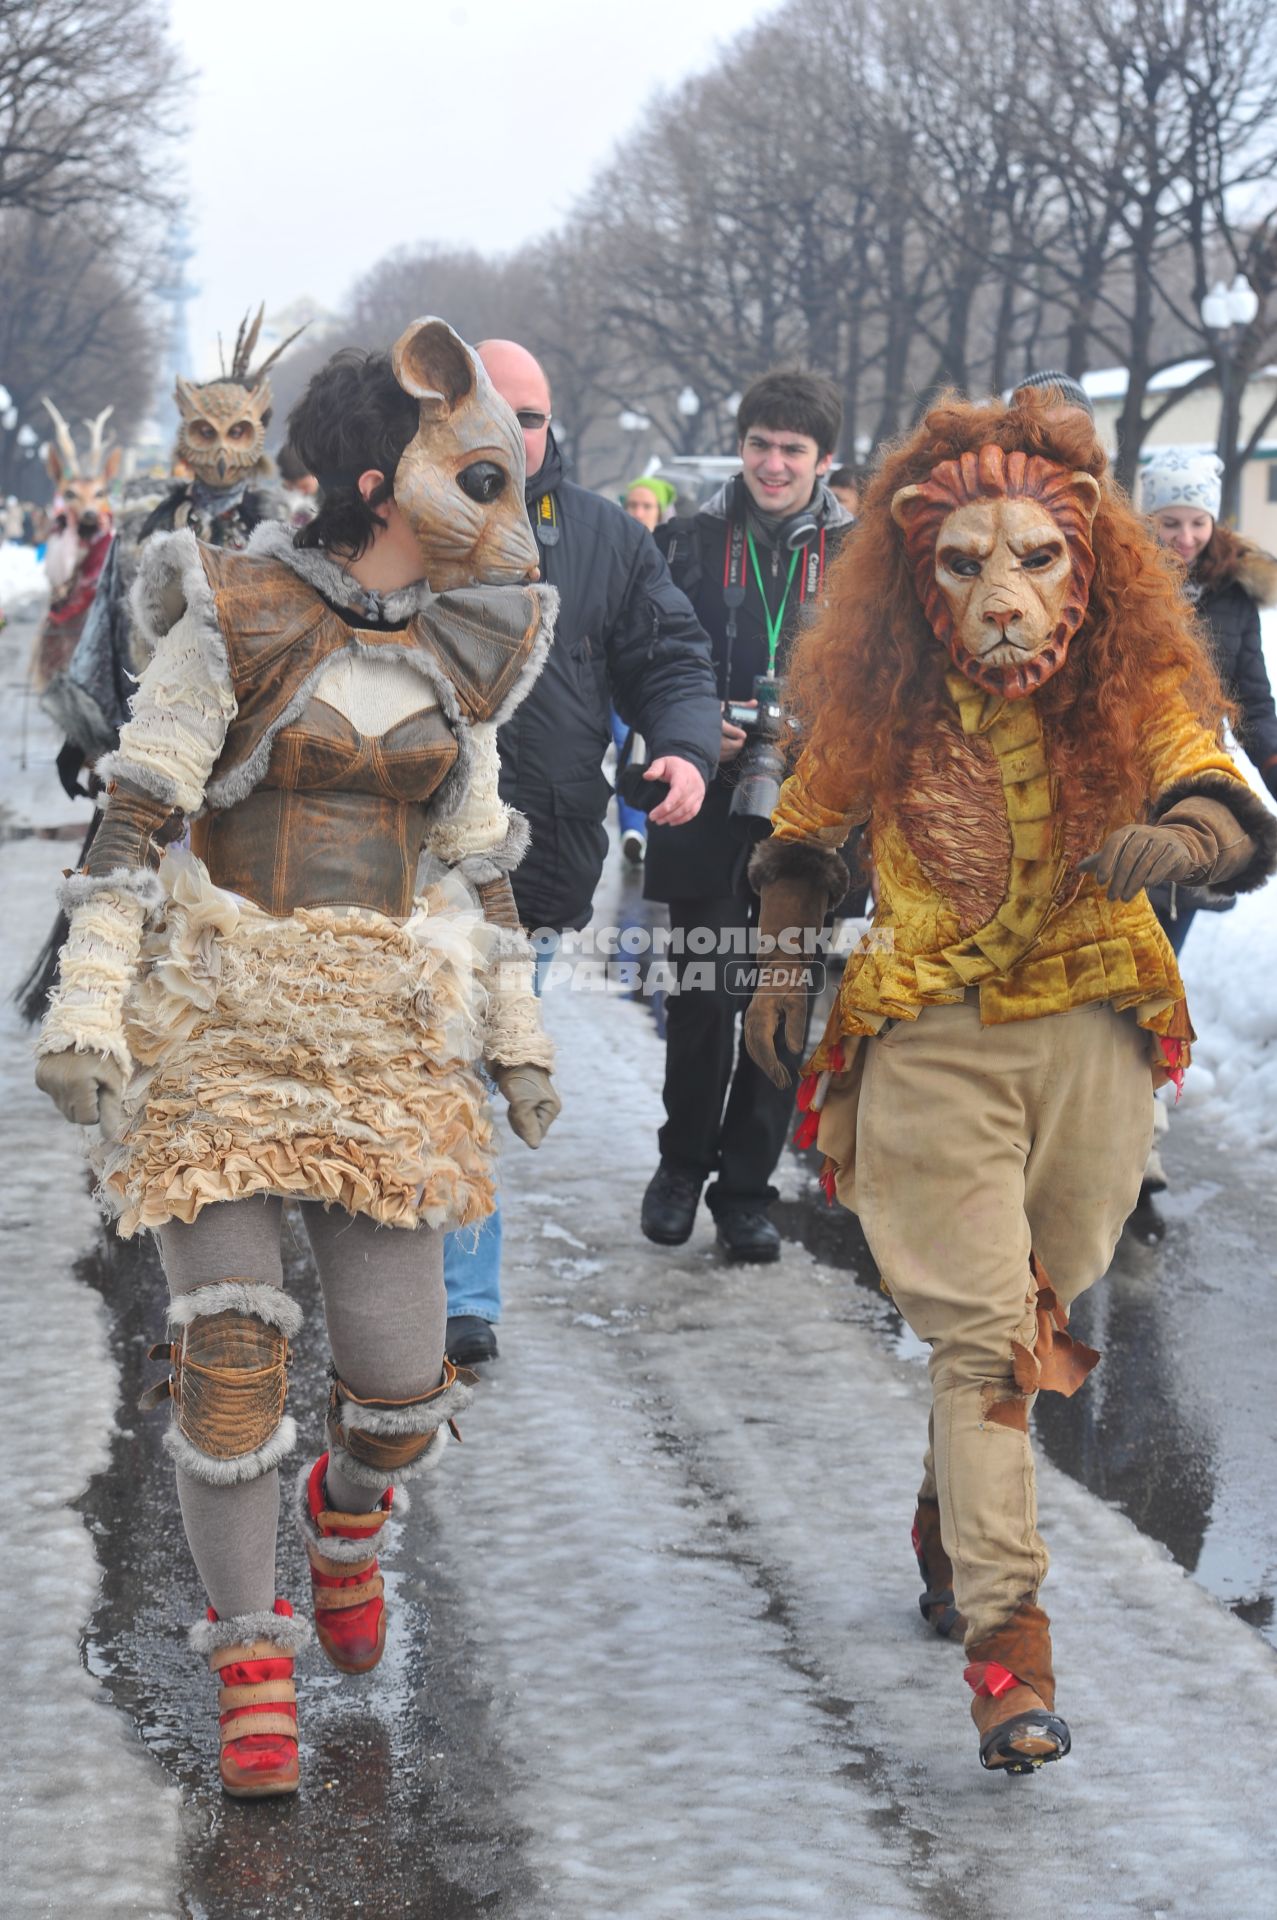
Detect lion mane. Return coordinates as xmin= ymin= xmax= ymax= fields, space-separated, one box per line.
xmin=785 ymin=391 xmax=1231 ymax=848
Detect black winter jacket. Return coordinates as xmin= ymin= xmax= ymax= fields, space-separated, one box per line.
xmin=644 ymin=477 xmax=854 ymax=903
xmin=497 ymin=436 xmax=720 ymax=931
xmin=1192 ymin=541 xmax=1277 ymax=794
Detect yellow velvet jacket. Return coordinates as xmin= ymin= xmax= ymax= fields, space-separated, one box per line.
xmin=772 ymin=667 xmax=1258 ymax=1073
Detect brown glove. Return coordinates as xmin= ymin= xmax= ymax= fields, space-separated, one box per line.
xmin=35 ymin=1048 xmax=124 ymax=1135
xmin=1080 ymin=796 xmax=1258 ymax=902
xmin=493 ymin=1063 xmax=561 ymax=1149
xmin=743 ymin=845 xmax=848 ymax=1089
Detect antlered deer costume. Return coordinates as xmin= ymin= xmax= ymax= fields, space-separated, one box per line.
xmin=35 ymin=321 xmax=559 ymax=1799
xmin=745 ymin=393 xmax=1276 ymax=1776
xmin=30 ymin=401 xmax=120 ymax=693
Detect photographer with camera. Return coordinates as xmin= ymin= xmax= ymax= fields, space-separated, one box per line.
xmin=643 ymin=371 xmax=853 ymax=1262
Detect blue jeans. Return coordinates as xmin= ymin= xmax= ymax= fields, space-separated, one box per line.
xmin=610 ymin=707 xmax=646 ymax=840
xmin=443 ymin=939 xmax=558 ymax=1322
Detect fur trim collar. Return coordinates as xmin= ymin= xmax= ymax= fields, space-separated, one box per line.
xmin=1233 ymin=543 xmax=1277 ymax=607
xmin=246 ymin=521 xmax=443 ymax=623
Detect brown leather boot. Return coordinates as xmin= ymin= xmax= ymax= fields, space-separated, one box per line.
xmin=912 ymin=1500 xmax=967 ymax=1641
xmin=964 ymin=1601 xmax=1070 ymax=1775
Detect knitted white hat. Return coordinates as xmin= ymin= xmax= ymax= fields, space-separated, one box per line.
xmin=1140 ymin=448 xmax=1223 ymax=519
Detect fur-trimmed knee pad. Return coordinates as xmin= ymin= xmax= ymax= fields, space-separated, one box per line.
xmin=325 ymin=1358 xmax=474 ymax=1490
xmin=140 ymin=1281 xmax=303 ymax=1485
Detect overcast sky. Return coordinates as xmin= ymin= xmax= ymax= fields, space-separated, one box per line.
xmin=169 ymin=0 xmax=781 ymax=374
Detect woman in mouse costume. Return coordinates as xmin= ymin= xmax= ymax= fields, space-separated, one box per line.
xmin=34 ymin=320 xmax=560 ymax=1799
xmin=744 ymin=392 xmax=1276 ymax=1776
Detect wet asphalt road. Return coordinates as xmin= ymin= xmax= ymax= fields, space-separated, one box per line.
xmin=69 ymin=1012 xmax=1277 ymax=1916
xmin=77 ymin=1218 xmax=543 ymax=1920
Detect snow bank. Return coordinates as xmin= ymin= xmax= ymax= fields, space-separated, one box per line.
xmin=1176 ymin=607 xmax=1277 ymax=1150
xmin=0 ymin=540 xmax=48 ymax=617
xmin=0 ymin=615 xmax=179 ymax=1914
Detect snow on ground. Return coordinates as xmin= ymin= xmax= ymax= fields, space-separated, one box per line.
xmin=1175 ymin=607 xmax=1277 ymax=1150
xmin=455 ymin=973 xmax=1277 ymax=1919
xmin=0 ymin=539 xmax=50 ymax=618
xmin=0 ymin=604 xmax=180 ymax=1915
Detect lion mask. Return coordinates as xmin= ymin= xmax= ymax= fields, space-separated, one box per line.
xmin=891 ymin=446 xmax=1101 ymax=698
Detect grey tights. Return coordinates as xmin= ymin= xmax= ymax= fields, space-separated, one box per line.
xmin=158 ymin=1196 xmax=445 ymax=1621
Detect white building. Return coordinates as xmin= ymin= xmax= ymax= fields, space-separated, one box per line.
xmin=1083 ymin=360 xmax=1277 ymax=547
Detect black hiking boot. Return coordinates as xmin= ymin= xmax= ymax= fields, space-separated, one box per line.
xmin=641 ymin=1163 xmax=702 ymax=1245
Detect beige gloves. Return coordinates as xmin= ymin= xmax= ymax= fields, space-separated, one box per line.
xmin=1080 ymin=795 xmax=1259 ymax=902
xmin=493 ymin=1063 xmax=561 ymax=1148
xmin=35 ymin=1049 xmax=124 ymax=1137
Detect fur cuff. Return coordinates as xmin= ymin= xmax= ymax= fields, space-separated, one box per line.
xmin=58 ymin=866 xmax=166 ymax=914
xmin=328 ymin=1422 xmax=452 ymax=1491
xmin=187 ymin=1605 xmax=313 ymax=1659
xmin=163 ymin=1414 xmax=298 ymax=1486
xmin=91 ymin=754 xmax=181 ymax=810
xmin=1152 ymin=771 xmax=1277 ymax=893
xmin=748 ymin=836 xmax=850 ymax=900
xmin=293 ymin=1464 xmax=393 ymax=1563
xmin=333 ymin=1372 xmax=473 ymax=1440
xmin=454 ymin=811 xmax=531 ymax=883
xmin=167 ymin=1281 xmax=304 ymax=1338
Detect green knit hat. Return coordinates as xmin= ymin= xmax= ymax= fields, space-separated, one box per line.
xmin=624 ymin=475 xmax=677 ymax=511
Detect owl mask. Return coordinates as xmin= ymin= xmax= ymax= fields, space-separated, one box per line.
xmin=173 ymin=305 xmax=303 ymax=490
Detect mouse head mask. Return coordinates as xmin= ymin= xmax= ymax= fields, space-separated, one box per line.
xmin=389 ymin=317 xmax=539 ymax=591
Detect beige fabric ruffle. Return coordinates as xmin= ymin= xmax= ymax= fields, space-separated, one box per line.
xmin=102 ymin=851 xmax=497 ymax=1238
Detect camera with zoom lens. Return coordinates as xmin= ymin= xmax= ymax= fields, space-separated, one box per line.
xmin=727 ymin=674 xmax=788 ymax=821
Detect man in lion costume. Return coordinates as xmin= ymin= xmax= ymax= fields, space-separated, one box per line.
xmin=745 ymin=391 xmax=1276 ymax=1776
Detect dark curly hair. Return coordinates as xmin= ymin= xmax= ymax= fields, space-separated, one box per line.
xmin=737 ymin=369 xmax=843 ymax=458
xmin=285 ymin=348 xmax=419 ymax=558
xmin=785 ymin=390 xmax=1232 ymax=849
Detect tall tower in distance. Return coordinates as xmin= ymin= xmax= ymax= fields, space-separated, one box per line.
xmin=153 ymin=219 xmax=199 ymax=453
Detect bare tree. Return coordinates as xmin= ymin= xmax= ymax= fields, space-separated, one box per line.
xmin=0 ymin=0 xmax=185 ymax=219
xmin=0 ymin=208 xmax=159 ymax=494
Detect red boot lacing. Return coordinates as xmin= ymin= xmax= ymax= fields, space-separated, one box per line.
xmin=304 ymin=1451 xmax=392 ymax=1674
xmin=209 ymin=1596 xmax=299 ymax=1798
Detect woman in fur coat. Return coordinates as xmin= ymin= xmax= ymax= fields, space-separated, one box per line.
xmin=1141 ymin=448 xmax=1277 ymax=953
xmin=33 ymin=322 xmax=560 ymax=1799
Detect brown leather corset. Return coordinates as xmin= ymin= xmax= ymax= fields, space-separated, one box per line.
xmin=192 ymin=696 xmax=459 ymax=917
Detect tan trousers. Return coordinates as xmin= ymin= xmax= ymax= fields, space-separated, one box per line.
xmin=827 ymin=998 xmax=1154 ymax=1645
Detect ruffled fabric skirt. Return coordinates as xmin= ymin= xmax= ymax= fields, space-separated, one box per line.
xmin=101 ymin=850 xmax=495 ymax=1237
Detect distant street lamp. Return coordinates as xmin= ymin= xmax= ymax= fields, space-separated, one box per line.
xmin=1201 ymin=273 xmax=1259 ymax=522
xmin=675 ymin=384 xmax=701 ymax=454
xmin=15 ymin=424 xmax=37 ymax=449
xmin=618 ymin=408 xmax=652 ymax=434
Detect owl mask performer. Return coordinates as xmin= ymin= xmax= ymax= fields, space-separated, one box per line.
xmin=745 ymin=393 xmax=1276 ymax=1776
xmin=35 ymin=320 xmax=560 ymax=1800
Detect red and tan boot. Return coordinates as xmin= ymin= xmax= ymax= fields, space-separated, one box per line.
xmin=191 ymin=1596 xmax=310 ymax=1799
xmin=963 ymin=1601 xmax=1071 ymax=1775
xmin=912 ymin=1500 xmax=967 ymax=1642
xmin=297 ymin=1452 xmax=393 ymax=1675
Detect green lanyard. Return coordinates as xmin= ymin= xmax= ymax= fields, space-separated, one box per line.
xmin=747 ymin=533 xmax=800 ymax=673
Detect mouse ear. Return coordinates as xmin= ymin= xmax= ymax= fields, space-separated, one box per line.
xmin=391 ymin=317 xmax=476 ymax=420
